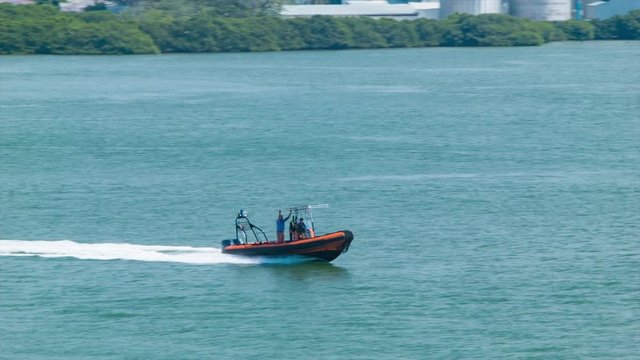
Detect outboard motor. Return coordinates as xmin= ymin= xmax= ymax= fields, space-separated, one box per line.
xmin=221 ymin=239 xmax=242 ymax=248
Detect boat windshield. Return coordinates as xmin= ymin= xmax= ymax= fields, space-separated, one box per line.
xmin=287 ymin=204 xmax=328 ymax=236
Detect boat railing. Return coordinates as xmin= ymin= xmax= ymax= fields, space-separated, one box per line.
xmin=236 ymin=215 xmax=268 ymax=244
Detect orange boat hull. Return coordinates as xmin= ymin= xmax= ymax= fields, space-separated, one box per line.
xmin=222 ymin=230 xmax=354 ymax=262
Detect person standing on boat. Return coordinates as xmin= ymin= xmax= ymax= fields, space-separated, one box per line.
xmin=297 ymin=217 xmax=308 ymax=239
xmin=276 ymin=210 xmax=291 ymax=243
xmin=289 ymin=216 xmax=297 ymax=241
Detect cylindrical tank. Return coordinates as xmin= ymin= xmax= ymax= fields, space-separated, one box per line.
xmin=440 ymin=0 xmax=503 ymax=18
xmin=509 ymin=0 xmax=572 ymax=21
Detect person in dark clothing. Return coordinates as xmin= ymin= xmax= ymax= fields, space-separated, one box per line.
xmin=289 ymin=216 xmax=297 ymax=241
xmin=297 ymin=217 xmax=308 ymax=239
xmin=276 ymin=210 xmax=291 ymax=243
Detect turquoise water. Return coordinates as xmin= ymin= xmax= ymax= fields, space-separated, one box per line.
xmin=1 ymin=41 xmax=639 ymax=359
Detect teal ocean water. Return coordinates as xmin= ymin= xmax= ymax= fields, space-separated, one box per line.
xmin=1 ymin=42 xmax=639 ymax=359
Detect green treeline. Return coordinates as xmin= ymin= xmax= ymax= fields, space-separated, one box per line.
xmin=0 ymin=4 xmax=158 ymax=54
xmin=1 ymin=3 xmax=639 ymax=55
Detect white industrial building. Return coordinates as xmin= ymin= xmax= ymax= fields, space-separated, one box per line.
xmin=439 ymin=0 xmax=504 ymax=18
xmin=282 ymin=1 xmax=440 ymax=20
xmin=509 ymin=0 xmax=572 ymax=21
xmin=283 ymin=1 xmax=581 ymax=21
xmin=0 ymin=0 xmax=110 ymax=12
xmin=59 ymin=0 xmax=101 ymax=12
xmin=0 ymin=0 xmax=34 ymax=4
xmin=585 ymin=0 xmax=640 ymax=19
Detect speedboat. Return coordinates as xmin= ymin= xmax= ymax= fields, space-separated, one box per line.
xmin=221 ymin=205 xmax=354 ymax=262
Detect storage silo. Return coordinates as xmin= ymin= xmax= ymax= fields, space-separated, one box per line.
xmin=440 ymin=0 xmax=503 ymax=19
xmin=509 ymin=0 xmax=572 ymax=21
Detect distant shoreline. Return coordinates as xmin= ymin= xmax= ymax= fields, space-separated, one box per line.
xmin=1 ymin=4 xmax=638 ymax=56
xmin=2 ymin=40 xmax=638 ymax=57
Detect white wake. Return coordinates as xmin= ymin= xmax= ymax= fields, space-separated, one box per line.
xmin=0 ymin=240 xmax=259 ymax=265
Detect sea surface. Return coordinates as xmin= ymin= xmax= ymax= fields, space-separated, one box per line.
xmin=1 ymin=42 xmax=639 ymax=359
